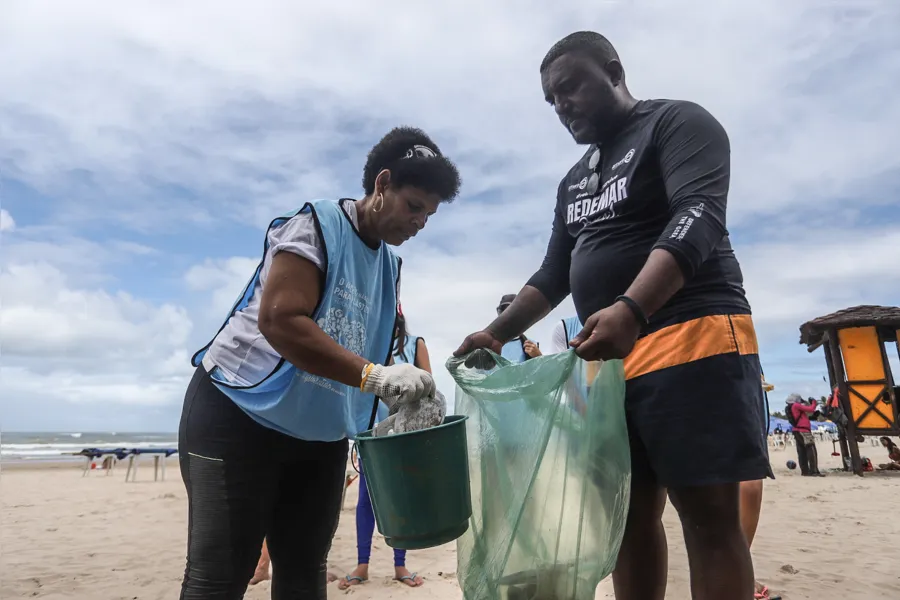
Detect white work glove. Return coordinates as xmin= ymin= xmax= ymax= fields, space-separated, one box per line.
xmin=374 ymin=389 xmax=447 ymax=437
xmin=361 ymin=363 xmax=435 ymax=409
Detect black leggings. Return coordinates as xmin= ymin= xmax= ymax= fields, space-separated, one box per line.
xmin=179 ymin=367 xmax=348 ymax=600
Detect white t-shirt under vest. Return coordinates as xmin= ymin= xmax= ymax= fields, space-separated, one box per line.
xmin=204 ymin=200 xmax=399 ymax=386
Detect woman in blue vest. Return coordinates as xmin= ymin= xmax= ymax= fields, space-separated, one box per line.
xmin=178 ymin=127 xmax=461 ymax=600
xmin=339 ymin=307 xmax=430 ymax=590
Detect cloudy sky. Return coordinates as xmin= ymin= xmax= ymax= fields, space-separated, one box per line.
xmin=2 ymin=0 xmax=899 ymax=432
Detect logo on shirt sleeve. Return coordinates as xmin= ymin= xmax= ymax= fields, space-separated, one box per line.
xmin=670 ymin=203 xmax=706 ymax=241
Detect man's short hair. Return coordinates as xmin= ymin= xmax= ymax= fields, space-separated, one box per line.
xmin=540 ymin=31 xmax=620 ymax=73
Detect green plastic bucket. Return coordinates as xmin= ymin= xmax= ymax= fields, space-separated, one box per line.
xmin=355 ymin=414 xmax=472 ymax=550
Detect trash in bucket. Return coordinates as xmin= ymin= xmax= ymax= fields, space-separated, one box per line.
xmin=356 ymin=414 xmax=472 ymax=550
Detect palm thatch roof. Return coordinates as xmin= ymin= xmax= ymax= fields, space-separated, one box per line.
xmin=799 ymin=305 xmax=900 ymax=349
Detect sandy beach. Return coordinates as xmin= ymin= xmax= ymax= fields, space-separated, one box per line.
xmin=2 ymin=441 xmax=898 ymax=600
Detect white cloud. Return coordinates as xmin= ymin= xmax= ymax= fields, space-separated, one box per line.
xmin=185 ymin=257 xmax=260 ymax=317
xmin=1 ymin=365 xmax=189 ymax=406
xmin=3 ymin=1 xmax=898 ymax=230
xmin=0 ymin=209 xmax=14 ymax=232
xmin=0 ymin=262 xmax=194 ymax=416
xmin=2 ymin=262 xmax=191 ymax=360
xmin=737 ymin=228 xmax=900 ymax=400
xmin=1 ymin=0 xmax=899 ymax=428
xmin=0 ymin=223 xmax=164 ymax=286
xmin=742 ymin=228 xmax=900 ymax=329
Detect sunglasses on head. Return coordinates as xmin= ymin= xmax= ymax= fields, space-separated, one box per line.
xmin=402 ymin=145 xmax=437 ymax=160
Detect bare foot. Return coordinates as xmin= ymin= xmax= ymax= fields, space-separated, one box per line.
xmin=394 ymin=567 xmax=424 ymax=588
xmin=337 ymin=565 xmax=369 ymax=590
xmin=249 ymin=563 xmax=271 ymax=585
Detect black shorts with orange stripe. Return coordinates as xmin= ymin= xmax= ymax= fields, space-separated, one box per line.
xmin=621 ymin=312 xmax=774 ymax=487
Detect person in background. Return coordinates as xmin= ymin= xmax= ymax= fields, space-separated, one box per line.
xmin=548 ymin=316 xmax=583 ymax=355
xmin=739 ymin=478 xmax=782 ymax=599
xmin=497 ymin=294 xmax=542 ymax=363
xmin=789 ymin=394 xmax=824 ymax=477
xmin=739 ymin=368 xmax=779 ymax=600
xmin=786 ymin=396 xmax=810 ymax=475
xmin=339 ymin=307 xmax=428 ymax=590
xmin=249 ymin=541 xmax=339 ymax=587
xmin=877 ymin=436 xmax=900 ymax=470
xmin=548 ymin=316 xmax=589 ymax=416
xmin=179 ymin=126 xmax=460 ymax=600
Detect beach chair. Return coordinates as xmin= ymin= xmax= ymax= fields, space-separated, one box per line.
xmin=124 ymin=448 xmax=178 ymax=482
xmin=73 ymin=448 xmax=103 ymax=476
xmin=772 ymin=434 xmax=786 ymax=450
xmin=72 ymin=448 xmax=132 ymax=477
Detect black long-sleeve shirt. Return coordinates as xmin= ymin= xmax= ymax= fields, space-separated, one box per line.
xmin=527 ymin=99 xmax=751 ymax=331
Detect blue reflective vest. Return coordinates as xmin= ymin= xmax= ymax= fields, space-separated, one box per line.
xmin=561 ymin=317 xmax=583 ymax=351
xmin=191 ymin=199 xmax=400 ymax=441
xmin=561 ymin=316 xmax=590 ymax=403
xmin=500 ymin=338 xmax=528 ymax=364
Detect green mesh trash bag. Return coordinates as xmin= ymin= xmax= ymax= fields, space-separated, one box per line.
xmin=446 ymin=349 xmax=630 ymax=600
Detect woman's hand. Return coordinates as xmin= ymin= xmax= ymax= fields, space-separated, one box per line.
xmin=523 ymin=340 xmax=542 ymax=358
xmin=362 ymin=363 xmax=435 ymax=406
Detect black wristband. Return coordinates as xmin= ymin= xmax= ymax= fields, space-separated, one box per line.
xmin=615 ymin=295 xmax=649 ymax=327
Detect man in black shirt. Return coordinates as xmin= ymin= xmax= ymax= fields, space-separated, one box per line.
xmin=455 ymin=32 xmax=772 ymax=600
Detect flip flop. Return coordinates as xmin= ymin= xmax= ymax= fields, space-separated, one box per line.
xmin=337 ymin=575 xmax=367 ymax=590
xmin=395 ymin=572 xmax=423 ymax=587
xmin=754 ymin=585 xmax=782 ymax=600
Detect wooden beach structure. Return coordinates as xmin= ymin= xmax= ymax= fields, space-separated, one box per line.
xmin=799 ymin=305 xmax=900 ymax=475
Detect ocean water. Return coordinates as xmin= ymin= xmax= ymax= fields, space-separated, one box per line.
xmin=1 ymin=432 xmax=178 ymax=462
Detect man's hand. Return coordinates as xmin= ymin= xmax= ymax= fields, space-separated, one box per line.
xmin=454 ymin=330 xmax=503 ymax=357
xmin=569 ymin=300 xmax=642 ymax=362
xmin=523 ymin=340 xmax=542 ymax=358
xmin=454 ymin=330 xmax=503 ymax=369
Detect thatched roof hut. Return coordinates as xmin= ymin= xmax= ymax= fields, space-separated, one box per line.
xmin=799 ymin=305 xmax=900 ymax=351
